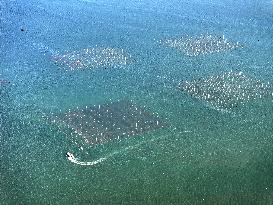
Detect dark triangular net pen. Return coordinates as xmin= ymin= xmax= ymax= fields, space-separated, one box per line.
xmin=46 ymin=100 xmax=167 ymax=146
xmin=45 ymin=100 xmax=168 ymax=166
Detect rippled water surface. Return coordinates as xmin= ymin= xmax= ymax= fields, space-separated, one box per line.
xmin=1 ymin=0 xmax=273 ymax=204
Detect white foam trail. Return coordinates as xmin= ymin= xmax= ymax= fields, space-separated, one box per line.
xmin=66 ymin=152 xmax=107 ymax=166
xmin=66 ymin=128 xmax=178 ymax=166
xmin=66 ymin=135 xmax=160 ymax=166
xmin=66 ymin=145 xmax=135 ymax=166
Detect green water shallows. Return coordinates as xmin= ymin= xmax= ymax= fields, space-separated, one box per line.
xmin=1 ymin=0 xmax=273 ymax=204
xmin=2 ymin=82 xmax=273 ymax=204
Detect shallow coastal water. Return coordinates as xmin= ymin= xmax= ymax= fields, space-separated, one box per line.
xmin=1 ymin=0 xmax=273 ymax=204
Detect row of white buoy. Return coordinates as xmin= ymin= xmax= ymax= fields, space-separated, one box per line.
xmin=52 ymin=47 xmax=132 ymax=70
xmin=180 ymin=71 xmax=273 ymax=109
xmin=49 ymin=100 xmax=166 ymax=150
xmin=160 ymin=34 xmax=242 ymax=56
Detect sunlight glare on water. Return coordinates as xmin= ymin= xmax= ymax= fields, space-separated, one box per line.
xmin=1 ymin=0 xmax=273 ymax=204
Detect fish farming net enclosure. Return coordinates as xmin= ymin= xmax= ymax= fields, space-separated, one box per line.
xmin=179 ymin=71 xmax=273 ymax=112
xmin=1 ymin=0 xmax=273 ymax=204
xmin=44 ymin=100 xmax=168 ymax=164
xmin=159 ymin=34 xmax=243 ymax=56
xmin=51 ymin=47 xmax=133 ymax=70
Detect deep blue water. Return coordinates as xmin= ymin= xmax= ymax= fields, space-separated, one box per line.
xmin=1 ymin=0 xmax=273 ymax=204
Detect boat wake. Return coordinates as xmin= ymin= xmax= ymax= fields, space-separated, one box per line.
xmin=65 ymin=127 xmax=178 ymax=167
xmin=66 ymin=152 xmax=107 ymax=166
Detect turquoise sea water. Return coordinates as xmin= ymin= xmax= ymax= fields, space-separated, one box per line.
xmin=1 ymin=0 xmax=273 ymax=204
